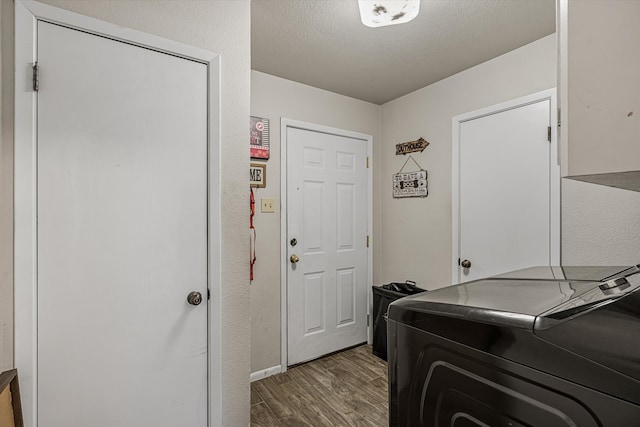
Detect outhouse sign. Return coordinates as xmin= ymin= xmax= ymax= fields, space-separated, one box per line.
xmin=395 ymin=137 xmax=429 ymax=155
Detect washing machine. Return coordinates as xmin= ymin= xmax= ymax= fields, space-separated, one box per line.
xmin=387 ymin=265 xmax=640 ymax=426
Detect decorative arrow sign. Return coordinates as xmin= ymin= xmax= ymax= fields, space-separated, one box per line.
xmin=396 ymin=137 xmax=430 ymax=155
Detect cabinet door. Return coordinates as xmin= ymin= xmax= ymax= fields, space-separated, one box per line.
xmin=561 ymin=0 xmax=640 ymax=177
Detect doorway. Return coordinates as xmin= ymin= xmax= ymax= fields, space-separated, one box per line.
xmin=452 ymin=89 xmax=560 ymax=283
xmin=281 ymin=119 xmax=372 ymax=368
xmin=14 ymin=2 xmax=222 ymax=425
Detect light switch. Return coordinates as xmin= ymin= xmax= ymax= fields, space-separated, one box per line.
xmin=261 ymin=198 xmax=276 ymax=213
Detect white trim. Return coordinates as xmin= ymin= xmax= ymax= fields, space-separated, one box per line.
xmin=280 ymin=118 xmax=288 ymax=373
xmin=366 ymin=125 xmax=374 ymax=346
xmin=207 ymin=54 xmax=223 ymax=427
xmin=280 ymin=118 xmax=373 ymax=371
xmin=250 ymin=365 xmax=282 ymax=382
xmin=451 ymin=88 xmax=561 ymax=284
xmin=548 ymin=89 xmax=561 ymax=268
xmin=14 ymin=1 xmax=223 ymax=426
xmin=18 ymin=0 xmax=216 ymax=63
xmin=14 ymin=3 xmax=38 ymax=426
xmin=558 ymin=0 xmax=568 ymax=177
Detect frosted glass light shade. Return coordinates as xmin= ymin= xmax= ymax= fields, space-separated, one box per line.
xmin=358 ymin=0 xmax=420 ymax=28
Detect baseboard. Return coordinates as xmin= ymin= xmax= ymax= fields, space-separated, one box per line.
xmin=250 ymin=365 xmax=282 ymax=382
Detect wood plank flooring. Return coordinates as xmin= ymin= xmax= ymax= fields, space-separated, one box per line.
xmin=251 ymin=345 xmax=388 ymax=426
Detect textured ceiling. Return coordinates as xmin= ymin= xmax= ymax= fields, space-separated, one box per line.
xmin=252 ymin=0 xmax=556 ymax=105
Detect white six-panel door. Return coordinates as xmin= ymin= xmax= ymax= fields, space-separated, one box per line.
xmin=36 ymin=21 xmax=208 ymax=426
xmin=286 ymin=126 xmax=369 ymax=366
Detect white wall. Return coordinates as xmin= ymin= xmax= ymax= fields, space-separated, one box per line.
xmin=250 ymin=71 xmax=381 ymax=373
xmin=5 ymin=1 xmax=251 ymax=424
xmin=379 ymin=34 xmax=557 ymax=289
xmin=249 ymin=36 xmax=558 ymax=373
xmin=0 ymin=0 xmax=14 ymax=373
xmin=562 ymin=178 xmax=640 ymax=264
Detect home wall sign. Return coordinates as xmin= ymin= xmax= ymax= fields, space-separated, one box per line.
xmin=250 ymin=163 xmax=266 ymax=188
xmin=250 ymin=116 xmax=270 ymax=160
xmin=393 ymin=155 xmax=428 ymax=198
xmin=396 ymin=137 xmax=429 ymax=155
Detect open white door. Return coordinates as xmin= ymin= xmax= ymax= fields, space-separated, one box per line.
xmin=452 ymin=89 xmax=560 ymax=283
xmin=283 ymin=121 xmax=372 ymax=367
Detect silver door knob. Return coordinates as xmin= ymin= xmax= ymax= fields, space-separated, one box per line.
xmin=187 ymin=291 xmax=203 ymax=305
xmin=461 ymin=259 xmax=471 ymax=269
xmin=290 ymin=254 xmax=299 ymax=264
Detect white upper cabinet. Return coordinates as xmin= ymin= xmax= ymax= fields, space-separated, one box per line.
xmin=559 ymin=0 xmax=640 ymax=178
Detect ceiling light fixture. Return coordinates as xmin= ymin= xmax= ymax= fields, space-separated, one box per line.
xmin=358 ymin=0 xmax=420 ymax=28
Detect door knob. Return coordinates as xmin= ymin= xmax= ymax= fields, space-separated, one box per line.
xmin=187 ymin=291 xmax=203 ymax=306
xmin=290 ymin=254 xmax=299 ymax=264
xmin=461 ymin=259 xmax=471 ymax=269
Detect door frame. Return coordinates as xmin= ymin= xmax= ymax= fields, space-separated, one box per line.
xmin=280 ymin=119 xmax=373 ymax=372
xmin=14 ymin=1 xmax=223 ymax=425
xmin=451 ymin=88 xmax=561 ymax=284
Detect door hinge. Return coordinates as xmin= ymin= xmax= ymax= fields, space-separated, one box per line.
xmin=367 ymin=314 xmax=370 ymax=327
xmin=366 ymin=235 xmax=370 ymax=248
xmin=366 ymin=157 xmax=370 ymax=168
xmin=557 ymin=109 xmax=561 ymax=127
xmin=32 ymin=62 xmax=39 ymax=92
xmin=547 ymin=126 xmax=552 ymax=142
xmin=207 ymin=288 xmax=210 ymax=300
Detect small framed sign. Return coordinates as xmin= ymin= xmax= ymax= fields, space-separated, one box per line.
xmin=250 ymin=163 xmax=266 ymax=188
xmin=250 ymin=116 xmax=270 ymax=160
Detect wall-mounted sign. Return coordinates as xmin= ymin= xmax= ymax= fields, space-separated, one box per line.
xmin=393 ymin=170 xmax=428 ymax=198
xmin=250 ymin=116 xmax=270 ymax=160
xmin=396 ymin=137 xmax=429 ymax=155
xmin=393 ymin=155 xmax=428 ymax=198
xmin=250 ymin=163 xmax=266 ymax=188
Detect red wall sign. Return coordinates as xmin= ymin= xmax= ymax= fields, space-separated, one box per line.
xmin=250 ymin=116 xmax=270 ymax=160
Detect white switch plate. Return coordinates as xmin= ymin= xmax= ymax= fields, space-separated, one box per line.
xmin=261 ymin=198 xmax=276 ymax=213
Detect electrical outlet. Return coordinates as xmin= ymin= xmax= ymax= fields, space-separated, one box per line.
xmin=261 ymin=198 xmax=276 ymax=213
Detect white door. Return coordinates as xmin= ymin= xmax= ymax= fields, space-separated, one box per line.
xmin=36 ymin=22 xmax=208 ymax=425
xmin=286 ymin=126 xmax=369 ymax=366
xmin=455 ymin=95 xmax=558 ymax=283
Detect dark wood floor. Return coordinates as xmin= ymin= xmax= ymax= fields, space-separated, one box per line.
xmin=251 ymin=345 xmax=389 ymax=426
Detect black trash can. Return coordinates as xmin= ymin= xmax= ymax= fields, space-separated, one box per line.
xmin=372 ymin=281 xmax=424 ymax=361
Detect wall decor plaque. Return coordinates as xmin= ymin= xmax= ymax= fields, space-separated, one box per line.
xmin=250 ymin=163 xmax=266 ymax=188
xmin=393 ymin=155 xmax=428 ymax=198
xmin=250 ymin=116 xmax=270 ymax=160
xmin=396 ymin=137 xmax=429 ymax=155
xmin=393 ymin=170 xmax=428 ymax=198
